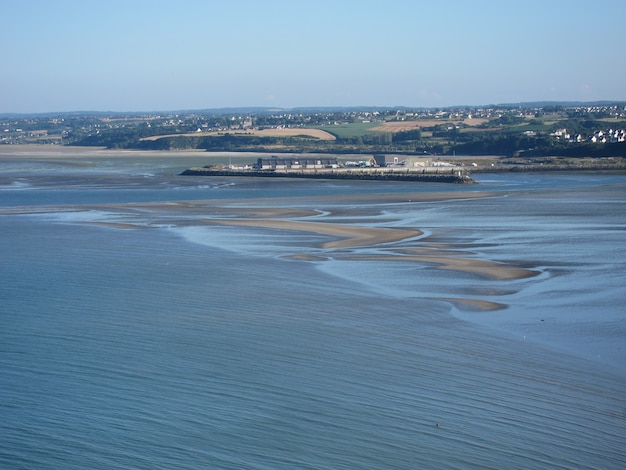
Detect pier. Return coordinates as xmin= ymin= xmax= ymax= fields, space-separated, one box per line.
xmin=180 ymin=167 xmax=475 ymax=184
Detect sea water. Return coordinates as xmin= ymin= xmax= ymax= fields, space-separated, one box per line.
xmin=1 ymin=157 xmax=625 ymax=469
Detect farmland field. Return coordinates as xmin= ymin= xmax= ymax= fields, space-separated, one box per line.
xmin=251 ymin=128 xmax=336 ymax=140
xmin=139 ymin=119 xmax=499 ymax=143
xmin=370 ymin=118 xmax=489 ymax=132
xmin=313 ymin=122 xmax=379 ymax=138
xmin=141 ymin=128 xmax=336 ymax=142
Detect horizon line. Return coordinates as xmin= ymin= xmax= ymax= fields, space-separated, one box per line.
xmin=2 ymin=100 xmax=626 ymax=117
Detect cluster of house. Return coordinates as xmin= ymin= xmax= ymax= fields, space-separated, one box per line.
xmin=255 ymin=157 xmax=340 ymax=169
xmin=550 ymin=128 xmax=626 ymax=143
xmin=254 ymin=155 xmax=460 ymax=170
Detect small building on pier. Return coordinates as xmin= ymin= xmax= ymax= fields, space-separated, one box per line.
xmin=257 ymin=156 xmax=338 ymax=170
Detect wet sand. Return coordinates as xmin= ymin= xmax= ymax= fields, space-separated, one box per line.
xmin=435 ymin=298 xmax=509 ymax=311
xmin=196 ymin=215 xmax=538 ymax=283
xmin=1 ymin=198 xmax=537 ymax=300
xmin=0 ymin=145 xmax=211 ymax=159
xmin=0 ymin=146 xmax=536 ymax=312
xmin=336 ymin=253 xmax=539 ymax=280
xmin=209 ymin=218 xmax=423 ymax=249
xmin=209 ymin=214 xmax=537 ymax=312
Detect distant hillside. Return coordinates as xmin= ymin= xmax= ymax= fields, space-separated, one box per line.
xmin=3 ymin=102 xmax=625 ymax=159
xmin=2 ymin=101 xmax=625 ymax=119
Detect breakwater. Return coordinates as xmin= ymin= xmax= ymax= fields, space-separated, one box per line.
xmin=180 ymin=167 xmax=475 ymax=184
xmin=476 ymin=163 xmax=626 ymax=173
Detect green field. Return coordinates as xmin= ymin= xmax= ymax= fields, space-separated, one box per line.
xmin=314 ymin=122 xmax=379 ymax=139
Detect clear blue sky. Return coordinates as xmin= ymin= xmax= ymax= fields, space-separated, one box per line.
xmin=2 ymin=0 xmax=625 ymax=113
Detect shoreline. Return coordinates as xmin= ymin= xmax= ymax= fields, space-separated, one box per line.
xmin=0 ymin=145 xmax=375 ymax=161
xmin=1 ymin=144 xmax=625 ymax=175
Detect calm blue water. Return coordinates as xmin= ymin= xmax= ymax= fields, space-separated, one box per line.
xmin=1 ymin=157 xmax=625 ymax=469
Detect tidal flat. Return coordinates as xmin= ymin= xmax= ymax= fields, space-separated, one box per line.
xmin=1 ymin=147 xmax=625 ymax=469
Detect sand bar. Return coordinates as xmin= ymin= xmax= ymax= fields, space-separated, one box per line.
xmin=209 ymin=218 xmax=423 ymax=249
xmin=435 ymin=298 xmax=508 ymax=311
xmin=191 ymin=215 xmax=537 ymax=282
xmin=337 ymin=254 xmax=538 ymax=280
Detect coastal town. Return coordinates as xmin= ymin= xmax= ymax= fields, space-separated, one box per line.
xmin=2 ymin=104 xmax=625 ymax=172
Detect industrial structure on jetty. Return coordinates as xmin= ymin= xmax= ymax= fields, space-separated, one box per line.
xmin=181 ymin=155 xmax=475 ymax=184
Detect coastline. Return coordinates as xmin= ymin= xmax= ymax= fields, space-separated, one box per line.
xmin=1 ymin=145 xmax=625 ymax=175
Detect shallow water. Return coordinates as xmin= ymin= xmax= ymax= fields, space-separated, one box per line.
xmin=1 ymin=157 xmax=625 ymax=469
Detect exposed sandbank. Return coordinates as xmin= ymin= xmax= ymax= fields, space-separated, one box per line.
xmin=1 ymin=200 xmax=536 ymax=285
xmin=1 ymin=151 xmax=538 ymax=312
xmin=209 ymin=218 xmax=423 ymax=249
xmin=197 ymin=216 xmax=537 ymax=282
xmin=336 ymin=253 xmax=539 ymax=280
xmin=436 ymin=298 xmax=508 ymax=311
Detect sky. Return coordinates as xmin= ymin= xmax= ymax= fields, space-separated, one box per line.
xmin=2 ymin=0 xmax=625 ymax=113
